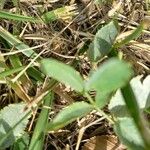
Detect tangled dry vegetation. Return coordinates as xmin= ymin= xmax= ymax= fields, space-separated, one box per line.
xmin=0 ymin=0 xmax=150 ymax=150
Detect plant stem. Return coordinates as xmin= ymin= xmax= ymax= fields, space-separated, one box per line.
xmin=85 ymin=92 xmax=114 ymax=124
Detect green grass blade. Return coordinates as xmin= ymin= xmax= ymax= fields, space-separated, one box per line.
xmin=9 ymin=55 xmax=33 ymax=89
xmin=29 ymin=92 xmax=54 ymax=150
xmin=27 ymin=67 xmax=45 ymax=82
xmin=0 ymin=66 xmax=25 ymax=79
xmin=0 ymin=26 xmax=39 ymax=59
xmin=0 ymin=10 xmax=41 ymax=23
xmin=115 ymin=24 xmax=143 ymax=48
xmin=9 ymin=55 xmax=23 ymax=68
xmin=2 ymin=34 xmax=33 ymax=90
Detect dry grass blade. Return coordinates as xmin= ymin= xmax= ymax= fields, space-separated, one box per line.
xmin=20 ymin=0 xmax=59 ymax=2
xmin=82 ymin=135 xmax=124 ymax=150
xmin=7 ymin=80 xmax=31 ymax=103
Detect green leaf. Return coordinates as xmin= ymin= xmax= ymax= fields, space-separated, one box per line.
xmin=12 ymin=133 xmax=30 ymax=150
xmin=85 ymin=58 xmax=133 ymax=93
xmin=88 ymin=21 xmax=119 ymax=61
xmin=0 ymin=103 xmax=31 ymax=149
xmin=95 ymin=92 xmax=111 ymax=108
xmin=121 ymin=84 xmax=150 ymax=149
xmin=130 ymin=75 xmax=150 ymax=109
xmin=109 ymin=90 xmax=129 ymax=118
xmin=109 ymin=75 xmax=150 ymax=118
xmin=0 ymin=10 xmax=40 ymax=23
xmin=41 ymin=10 xmax=57 ymax=23
xmin=40 ymin=59 xmax=84 ymax=92
xmin=114 ymin=117 xmax=145 ymax=150
xmin=47 ymin=102 xmax=93 ymax=131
